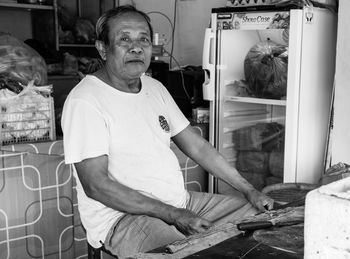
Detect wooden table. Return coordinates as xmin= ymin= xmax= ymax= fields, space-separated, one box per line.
xmin=184 ymin=231 xmax=303 ymax=259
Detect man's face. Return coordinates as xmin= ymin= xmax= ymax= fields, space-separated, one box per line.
xmin=104 ymin=12 xmax=152 ymax=81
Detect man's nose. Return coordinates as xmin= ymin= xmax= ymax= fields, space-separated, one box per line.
xmin=129 ymin=41 xmax=143 ymax=53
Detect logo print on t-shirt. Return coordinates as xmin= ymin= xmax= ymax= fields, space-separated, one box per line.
xmin=159 ymin=115 xmax=170 ymax=133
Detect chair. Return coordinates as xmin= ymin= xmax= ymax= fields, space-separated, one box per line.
xmin=87 ymin=242 xmax=119 ymax=259
xmin=81 ymin=224 xmax=118 ymax=259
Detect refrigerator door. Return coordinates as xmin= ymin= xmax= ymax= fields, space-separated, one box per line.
xmin=284 ymin=7 xmax=337 ymax=183
xmin=210 ymin=10 xmax=290 ymax=193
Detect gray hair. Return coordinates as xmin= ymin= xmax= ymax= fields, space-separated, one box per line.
xmin=95 ymin=5 xmax=153 ymax=46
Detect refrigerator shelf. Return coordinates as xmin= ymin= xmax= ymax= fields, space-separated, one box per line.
xmin=223 ymin=118 xmax=272 ymax=133
xmin=225 ymin=96 xmax=287 ymax=106
xmin=223 ymin=109 xmax=269 ymax=118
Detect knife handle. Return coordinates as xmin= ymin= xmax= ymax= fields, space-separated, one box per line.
xmin=237 ymin=221 xmax=273 ymax=231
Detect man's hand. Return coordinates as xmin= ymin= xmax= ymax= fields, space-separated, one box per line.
xmin=246 ymin=189 xmax=274 ymax=212
xmin=169 ymin=208 xmax=213 ymax=236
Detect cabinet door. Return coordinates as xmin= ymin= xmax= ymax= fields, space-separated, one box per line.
xmin=0 ymin=1 xmax=58 ymax=50
xmin=32 ymin=8 xmax=57 ymax=50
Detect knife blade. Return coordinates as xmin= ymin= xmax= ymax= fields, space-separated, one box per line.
xmin=237 ymin=221 xmax=273 ymax=231
xmin=237 ymin=219 xmax=304 ymax=231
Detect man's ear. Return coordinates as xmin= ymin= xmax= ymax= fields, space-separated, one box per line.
xmin=95 ymin=41 xmax=107 ymax=61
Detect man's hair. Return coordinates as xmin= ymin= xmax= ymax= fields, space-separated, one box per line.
xmin=96 ymin=5 xmax=153 ymax=46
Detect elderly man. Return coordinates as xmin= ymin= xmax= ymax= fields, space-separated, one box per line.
xmin=61 ymin=5 xmax=273 ymax=259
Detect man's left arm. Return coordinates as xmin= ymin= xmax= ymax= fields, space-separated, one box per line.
xmin=172 ymin=125 xmax=274 ymax=212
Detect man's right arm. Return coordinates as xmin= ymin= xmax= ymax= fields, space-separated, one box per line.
xmin=74 ymin=155 xmax=212 ymax=235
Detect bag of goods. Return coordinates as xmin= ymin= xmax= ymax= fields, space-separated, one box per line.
xmin=74 ymin=18 xmax=96 ymax=44
xmin=232 ymin=122 xmax=285 ymax=152
xmin=237 ymin=151 xmax=270 ymax=176
xmin=0 ymin=32 xmax=47 ymax=88
xmin=78 ymin=57 xmax=104 ymax=74
xmin=244 ymin=39 xmax=288 ymax=99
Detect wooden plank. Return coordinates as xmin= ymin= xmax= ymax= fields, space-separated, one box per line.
xmin=130 ymin=223 xmax=242 ymax=259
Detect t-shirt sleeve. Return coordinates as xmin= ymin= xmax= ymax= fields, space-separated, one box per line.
xmin=160 ymin=85 xmax=190 ymax=137
xmin=61 ymin=98 xmax=109 ymax=164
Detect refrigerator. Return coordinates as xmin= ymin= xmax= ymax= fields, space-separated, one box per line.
xmin=202 ymin=3 xmax=337 ymax=194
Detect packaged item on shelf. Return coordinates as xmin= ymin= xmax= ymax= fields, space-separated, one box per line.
xmin=226 ymin=0 xmax=337 ymax=9
xmin=244 ymin=40 xmax=288 ymax=99
xmin=78 ymin=57 xmax=104 ymax=74
xmin=232 ymin=122 xmax=285 ymax=152
xmin=192 ymin=107 xmax=209 ymax=123
xmin=62 ymin=52 xmax=78 ymax=75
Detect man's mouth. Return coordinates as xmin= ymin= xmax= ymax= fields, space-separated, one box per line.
xmin=126 ymin=59 xmax=144 ymax=64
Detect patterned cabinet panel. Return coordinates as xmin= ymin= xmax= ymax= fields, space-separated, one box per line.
xmin=0 ymin=141 xmax=74 ymax=259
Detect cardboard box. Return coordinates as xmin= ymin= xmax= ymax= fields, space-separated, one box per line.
xmin=192 ymin=107 xmax=209 ymax=123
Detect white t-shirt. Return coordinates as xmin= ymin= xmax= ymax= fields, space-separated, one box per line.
xmin=61 ymin=75 xmax=190 ymax=248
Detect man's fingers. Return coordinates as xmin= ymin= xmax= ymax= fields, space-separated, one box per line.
xmin=191 ymin=219 xmax=213 ymax=234
xmin=201 ymin=219 xmax=213 ymax=229
xmin=261 ymin=199 xmax=274 ymax=211
xmin=257 ymin=203 xmax=267 ymax=212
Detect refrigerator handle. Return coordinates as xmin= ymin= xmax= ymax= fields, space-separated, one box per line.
xmin=202 ymin=28 xmax=215 ymax=101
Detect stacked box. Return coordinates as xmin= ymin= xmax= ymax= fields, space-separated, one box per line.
xmin=0 ymin=94 xmax=56 ymax=145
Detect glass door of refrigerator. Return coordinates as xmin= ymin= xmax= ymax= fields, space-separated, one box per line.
xmin=214 ymin=12 xmax=289 ymax=193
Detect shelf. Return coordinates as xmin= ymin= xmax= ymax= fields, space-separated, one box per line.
xmin=59 ymin=43 xmax=95 ymax=48
xmin=48 ymin=74 xmax=80 ymax=80
xmin=0 ymin=2 xmax=54 ymax=10
xmin=225 ymin=96 xmax=287 ymax=106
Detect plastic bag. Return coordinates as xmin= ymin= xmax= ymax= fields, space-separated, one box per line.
xmin=0 ymin=33 xmax=47 ymax=88
xmin=244 ymin=40 xmax=288 ymax=99
xmin=0 ymin=80 xmax=52 ymax=102
xmin=321 ymin=162 xmax=350 ymax=185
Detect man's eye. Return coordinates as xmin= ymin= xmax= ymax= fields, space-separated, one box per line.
xmin=120 ymin=37 xmax=130 ymax=42
xmin=140 ymin=37 xmax=150 ymax=42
